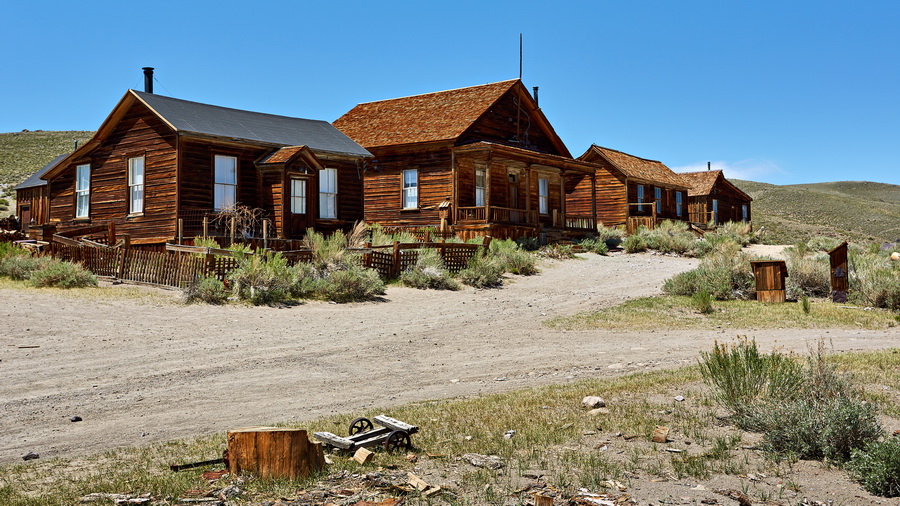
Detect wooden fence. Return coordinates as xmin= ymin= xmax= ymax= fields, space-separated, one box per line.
xmin=40 ymin=236 xmax=492 ymax=289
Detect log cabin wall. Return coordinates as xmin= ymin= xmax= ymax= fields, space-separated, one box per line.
xmin=15 ymin=186 xmax=48 ymax=229
xmin=48 ymin=102 xmax=178 ymax=241
xmin=563 ymin=172 xmax=594 ymax=219
xmin=363 ymin=145 xmax=453 ymax=227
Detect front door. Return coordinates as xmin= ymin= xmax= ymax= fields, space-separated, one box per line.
xmin=289 ymin=178 xmax=311 ymax=237
xmin=20 ymin=206 xmax=31 ymax=232
xmin=509 ymin=182 xmax=520 ymax=223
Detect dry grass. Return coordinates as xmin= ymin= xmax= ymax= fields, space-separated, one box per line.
xmin=546 ymin=296 xmax=898 ymax=331
xmin=0 ymin=277 xmax=179 ymax=304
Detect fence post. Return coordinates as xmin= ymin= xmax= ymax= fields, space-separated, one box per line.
xmin=425 ymin=229 xmax=431 ymax=242
xmin=263 ymin=219 xmax=268 ymax=251
xmin=230 ymin=217 xmax=236 ymax=246
xmin=108 ymin=222 xmax=116 ymax=245
xmin=202 ymin=216 xmax=209 ymax=238
xmin=177 ymin=218 xmax=184 ymax=245
xmin=364 ymin=241 xmax=372 ymax=269
xmin=117 ymin=234 xmax=130 ymax=279
xmin=481 ymin=236 xmax=492 ymax=257
xmin=205 ymin=253 xmax=215 ymax=279
xmin=392 ymin=241 xmax=401 ymax=278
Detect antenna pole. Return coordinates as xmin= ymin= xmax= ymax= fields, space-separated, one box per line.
xmin=519 ymin=33 xmax=523 ymax=80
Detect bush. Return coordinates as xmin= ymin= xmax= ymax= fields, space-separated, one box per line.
xmin=320 ymin=263 xmax=385 ymax=302
xmin=28 ymin=259 xmax=98 ymax=288
xmin=491 ymin=239 xmax=538 ymax=275
xmin=622 ymin=230 xmax=649 ymax=253
xmin=595 ymin=225 xmax=623 ymax=249
xmin=691 ymin=291 xmax=713 ymax=314
xmin=663 ymin=243 xmax=754 ymax=300
xmin=291 ymin=261 xmax=326 ymax=298
xmin=0 ymin=241 xmax=27 ymax=260
xmin=538 ymin=244 xmax=575 ymax=259
xmin=0 ymin=254 xmax=50 ymax=280
xmin=515 ymin=236 xmax=541 ymax=252
xmin=184 ymin=276 xmax=228 ymax=304
xmin=228 ymin=252 xmax=293 ymax=305
xmin=784 ymin=248 xmax=831 ymax=299
xmin=643 ymin=220 xmax=697 ymax=254
xmin=400 ymin=248 xmax=461 ymax=290
xmin=847 ymin=437 xmax=900 ymax=497
xmin=578 ymin=237 xmax=609 ymax=256
xmin=458 ymin=254 xmax=504 ymax=288
xmin=851 ymin=252 xmax=900 ymax=312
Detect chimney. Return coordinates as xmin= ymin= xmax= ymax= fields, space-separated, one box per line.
xmin=142 ymin=67 xmax=154 ymax=93
xmin=532 ymin=86 xmax=539 ymax=107
xmin=707 ymin=161 xmax=711 ymax=171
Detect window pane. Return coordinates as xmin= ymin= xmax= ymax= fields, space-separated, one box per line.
xmin=320 ymin=168 xmax=337 ymax=193
xmin=475 ymin=188 xmax=485 ymax=207
xmin=291 ymin=180 xmax=306 ymax=214
xmin=129 ymin=157 xmax=144 ymax=185
xmin=539 ymin=179 xmax=549 ymax=214
xmin=76 ymin=165 xmax=90 ymax=191
xmin=130 ymin=185 xmax=144 ymax=213
xmin=215 ymin=155 xmax=237 ymax=185
xmin=320 ymin=194 xmax=336 ymax=219
xmin=76 ymin=194 xmax=89 ymax=218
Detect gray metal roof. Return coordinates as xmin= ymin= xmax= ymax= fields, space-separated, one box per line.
xmin=132 ymin=90 xmax=371 ymax=158
xmin=14 ymin=153 xmax=68 ymax=190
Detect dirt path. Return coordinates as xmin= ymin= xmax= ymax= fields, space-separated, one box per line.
xmin=1 ymin=252 xmax=897 ymax=464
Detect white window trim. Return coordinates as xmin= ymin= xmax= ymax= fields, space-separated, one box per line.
xmin=291 ymin=179 xmax=307 ymax=214
xmin=402 ymin=169 xmax=418 ymax=209
xmin=319 ymin=168 xmax=338 ymax=219
xmin=75 ymin=164 xmax=90 ymax=218
xmin=128 ymin=156 xmax=144 ymax=214
xmin=654 ymin=187 xmax=662 ymax=214
xmin=636 ymin=184 xmax=645 ymax=212
xmin=475 ymin=168 xmax=486 ymax=207
xmin=538 ymin=178 xmax=549 ymax=215
xmin=214 ymin=155 xmax=237 ymax=211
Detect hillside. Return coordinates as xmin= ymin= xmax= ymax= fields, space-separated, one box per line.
xmin=732 ymin=179 xmax=900 ymax=245
xmin=0 ymin=130 xmax=94 ymax=187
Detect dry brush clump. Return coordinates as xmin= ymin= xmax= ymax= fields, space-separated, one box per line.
xmin=0 ymin=242 xmax=97 ymax=288
xmin=662 ymin=242 xmax=755 ymax=300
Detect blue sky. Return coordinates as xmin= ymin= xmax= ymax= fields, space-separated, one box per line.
xmin=2 ymin=1 xmax=898 ymax=186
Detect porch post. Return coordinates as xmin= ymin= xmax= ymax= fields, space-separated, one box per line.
xmin=485 ymin=150 xmax=492 ymax=221
xmin=525 ymin=165 xmax=533 ymax=225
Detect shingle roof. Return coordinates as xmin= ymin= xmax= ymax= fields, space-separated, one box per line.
xmin=257 ymin=146 xmax=307 ymax=165
xmin=678 ymin=170 xmax=722 ymax=197
xmin=14 ymin=153 xmax=68 ymax=190
xmin=132 ymin=90 xmax=370 ymax=157
xmin=580 ymin=145 xmax=688 ymax=189
xmin=333 ymin=80 xmax=520 ymax=148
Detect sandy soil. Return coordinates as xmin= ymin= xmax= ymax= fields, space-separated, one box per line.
xmin=0 ymin=251 xmax=898 ymax=500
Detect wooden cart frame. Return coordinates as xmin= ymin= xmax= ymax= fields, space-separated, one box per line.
xmin=313 ymin=415 xmax=419 ymax=453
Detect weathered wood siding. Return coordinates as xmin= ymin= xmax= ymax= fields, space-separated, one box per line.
xmin=48 ymin=102 xmax=178 ymax=240
xmin=688 ymin=176 xmax=751 ymax=225
xmin=319 ymin=155 xmax=365 ymax=230
xmin=458 ymin=90 xmax=563 ymax=156
xmin=363 ymin=145 xmax=452 ymax=227
xmin=178 ymin=139 xmax=270 ymax=213
xmin=15 ymin=186 xmax=48 ymax=229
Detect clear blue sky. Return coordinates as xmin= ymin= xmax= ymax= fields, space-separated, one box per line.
xmin=2 ymin=0 xmax=898 ymax=186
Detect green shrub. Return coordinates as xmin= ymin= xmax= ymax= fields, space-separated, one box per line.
xmin=851 ymin=252 xmax=900 ymax=311
xmin=691 ymin=291 xmax=714 ymax=314
xmin=458 ymin=254 xmax=504 ymax=288
xmin=807 ymin=235 xmax=842 ymax=252
xmin=491 ymin=239 xmax=538 ymax=275
xmin=0 ymin=254 xmax=52 ymax=280
xmin=291 ymin=261 xmax=326 ymax=298
xmin=800 ymin=295 xmax=811 ymax=314
xmin=643 ymin=220 xmax=697 ymax=254
xmin=784 ymin=248 xmax=831 ymax=299
xmin=595 ymin=225 xmax=623 ymax=249
xmin=192 ymin=236 xmax=221 ymax=249
xmin=28 ymin=259 xmax=98 ymax=288
xmin=578 ymin=237 xmax=609 ymax=255
xmin=367 ymin=223 xmax=416 ymax=246
xmin=400 ymin=248 xmax=461 ymax=290
xmin=515 ymin=236 xmax=541 ymax=252
xmin=228 ymin=252 xmax=293 ymax=305
xmin=320 ymin=263 xmax=385 ymax=302
xmin=0 ymin=241 xmax=27 ymax=260
xmin=663 ymin=243 xmax=754 ymax=300
xmin=847 ymin=437 xmax=900 ymax=497
xmin=622 ymin=230 xmax=649 ymax=253
xmin=538 ymin=244 xmax=575 ymax=259
xmin=184 ymin=276 xmax=228 ymax=304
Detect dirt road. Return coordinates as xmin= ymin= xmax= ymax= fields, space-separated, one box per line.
xmin=1 ymin=252 xmax=897 ymax=464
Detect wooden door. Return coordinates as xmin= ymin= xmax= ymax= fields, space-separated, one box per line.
xmin=508 ymin=182 xmax=520 ymax=223
xmin=20 ymin=206 xmax=31 ymax=231
xmin=288 ymin=178 xmax=311 ymax=237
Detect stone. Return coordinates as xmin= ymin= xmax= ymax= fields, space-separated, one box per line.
xmin=581 ymin=396 xmax=606 ymax=408
xmin=588 ymin=407 xmax=610 ymax=416
xmin=674 ymin=395 xmax=685 ymax=402
xmin=70 ymin=416 xmax=83 ymax=422
xmin=651 ymin=426 xmax=670 ymax=443
xmin=22 ymin=451 xmax=39 ymax=461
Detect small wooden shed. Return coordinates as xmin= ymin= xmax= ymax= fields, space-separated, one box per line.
xmin=828 ymin=242 xmax=849 ymax=302
xmin=751 ymin=260 xmax=788 ymax=303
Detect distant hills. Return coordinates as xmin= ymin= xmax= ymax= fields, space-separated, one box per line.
xmin=732 ymin=179 xmax=900 ymax=245
xmin=1 ymin=131 xmax=897 ymax=244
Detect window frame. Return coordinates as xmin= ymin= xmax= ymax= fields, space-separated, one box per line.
xmin=712 ymin=199 xmax=719 ymax=224
xmin=538 ymin=178 xmax=549 ymax=215
xmin=654 ymin=187 xmax=662 ymax=214
xmin=290 ymin=178 xmax=307 ymax=215
xmin=636 ymin=184 xmax=645 ymax=213
xmin=128 ymin=156 xmax=145 ymax=215
xmin=475 ymin=168 xmax=486 ymax=207
xmin=675 ymin=191 xmax=683 ymax=217
xmin=742 ymin=204 xmax=748 ymax=223
xmin=319 ymin=168 xmax=338 ymax=219
xmin=213 ymin=154 xmax=237 ymax=211
xmin=401 ymin=168 xmax=418 ymax=209
xmin=75 ymin=163 xmax=90 ymax=218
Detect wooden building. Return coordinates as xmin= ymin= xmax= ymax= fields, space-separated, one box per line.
xmin=567 ymin=145 xmax=690 ymax=231
xmin=33 ymin=85 xmax=370 ymax=244
xmin=333 ymin=79 xmax=598 ymax=240
xmin=14 ymin=153 xmax=67 ymax=233
xmin=679 ymin=170 xmax=752 ymax=225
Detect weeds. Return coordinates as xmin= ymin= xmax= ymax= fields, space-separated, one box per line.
xmin=183 ymin=276 xmax=228 ymax=304
xmin=490 ymin=239 xmax=538 ymax=275
xmin=458 ymin=254 xmax=504 ymax=288
xmin=227 ymin=251 xmax=293 ymax=305
xmin=663 ymin=242 xmax=754 ymax=300
xmin=847 ymin=436 xmax=900 ymax=497
xmin=27 ymin=260 xmax=97 ymax=288
xmin=691 ymin=291 xmax=714 ymax=314
xmin=400 ymin=248 xmax=460 ymax=290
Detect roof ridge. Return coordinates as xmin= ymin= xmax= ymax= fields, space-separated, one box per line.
xmin=130 ymin=89 xmax=330 ymax=124
xmin=351 ymin=79 xmax=520 ymax=106
xmin=679 ymin=169 xmax=723 ymax=176
xmin=592 ymin=144 xmax=663 ymax=164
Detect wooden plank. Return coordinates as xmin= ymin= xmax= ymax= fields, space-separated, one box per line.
xmin=313 ymin=432 xmax=354 ymax=450
xmin=373 ymin=415 xmax=419 ymax=434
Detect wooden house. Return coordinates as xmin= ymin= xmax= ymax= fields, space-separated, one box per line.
xmin=14 ymin=153 xmax=67 ymax=233
xmin=567 ymin=145 xmax=690 ymax=232
xmin=333 ymin=79 xmax=598 ymax=240
xmin=33 ymin=85 xmax=371 ymax=244
xmin=678 ymin=170 xmax=752 ymax=225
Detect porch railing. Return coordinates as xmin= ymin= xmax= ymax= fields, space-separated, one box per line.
xmin=456 ymin=206 xmax=536 ymax=225
xmin=565 ymin=215 xmax=596 ymax=230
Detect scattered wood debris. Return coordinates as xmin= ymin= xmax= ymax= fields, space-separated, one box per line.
xmin=461 ymin=452 xmax=505 ymax=469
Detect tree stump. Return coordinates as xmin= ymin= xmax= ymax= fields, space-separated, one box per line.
xmin=227 ymin=427 xmax=325 ymax=479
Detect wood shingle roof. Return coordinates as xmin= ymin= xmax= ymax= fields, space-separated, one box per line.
xmin=580 ymin=145 xmax=688 ymax=189
xmin=679 ymin=170 xmax=752 ymax=201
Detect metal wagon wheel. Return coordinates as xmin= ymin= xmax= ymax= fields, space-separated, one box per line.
xmin=348 ymin=417 xmax=374 ymax=435
xmin=383 ymin=430 xmax=411 ymax=452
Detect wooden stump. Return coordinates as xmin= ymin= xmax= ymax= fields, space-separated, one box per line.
xmin=227 ymin=427 xmax=325 ymax=479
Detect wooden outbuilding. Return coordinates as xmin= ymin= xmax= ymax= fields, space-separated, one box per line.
xmin=828 ymin=242 xmax=849 ymax=302
xmin=678 ymin=169 xmax=752 ymax=226
xmin=30 ymin=80 xmax=371 ymax=245
xmin=567 ymin=145 xmax=690 ymax=232
xmin=13 ymin=153 xmax=67 ymax=233
xmin=751 ymin=260 xmax=788 ymax=303
xmin=333 ymin=79 xmax=598 ymax=241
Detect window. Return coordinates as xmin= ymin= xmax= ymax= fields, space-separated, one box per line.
xmin=654 ymin=187 xmax=662 ymax=214
xmin=290 ymin=179 xmax=307 ymax=214
xmin=538 ymin=178 xmax=549 ymax=215
xmin=402 ymin=169 xmax=418 ymax=209
xmin=712 ymin=199 xmax=719 ymax=224
xmin=676 ymin=191 xmax=683 ymax=217
xmin=742 ymin=204 xmax=748 ymax=223
xmin=319 ymin=168 xmax=337 ymax=219
xmin=636 ymin=184 xmax=645 ymax=212
xmin=475 ymin=168 xmax=486 ymax=207
xmin=75 ymin=164 xmax=90 ymax=218
xmin=214 ymin=155 xmax=237 ymax=210
xmin=128 ymin=156 xmax=144 ymax=214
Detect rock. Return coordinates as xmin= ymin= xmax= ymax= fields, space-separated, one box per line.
xmin=674 ymin=395 xmax=685 ymax=402
xmin=22 ymin=451 xmax=39 ymax=461
xmin=462 ymin=453 xmax=504 ymax=469
xmin=891 ymin=251 xmax=900 ymax=261
xmin=588 ymin=407 xmax=610 ymax=416
xmin=582 ymin=396 xmax=606 ymax=408
xmin=651 ymin=425 xmax=670 ymax=443
xmin=503 ymin=430 xmax=516 ymax=439
xmin=70 ymin=416 xmax=83 ymax=422
xmin=218 ymin=485 xmax=241 ymax=499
